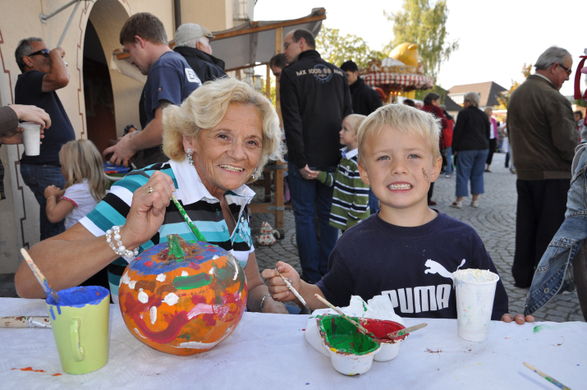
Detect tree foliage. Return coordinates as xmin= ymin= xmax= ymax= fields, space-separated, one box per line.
xmin=316 ymin=27 xmax=387 ymax=69
xmin=384 ymin=0 xmax=458 ymax=79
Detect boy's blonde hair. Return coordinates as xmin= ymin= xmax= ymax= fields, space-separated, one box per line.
xmin=357 ymin=104 xmax=441 ymax=162
xmin=59 ymin=139 xmax=109 ymax=202
xmin=343 ymin=114 xmax=367 ymax=136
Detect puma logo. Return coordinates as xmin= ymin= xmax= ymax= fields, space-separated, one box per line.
xmin=424 ymin=259 xmax=466 ymax=282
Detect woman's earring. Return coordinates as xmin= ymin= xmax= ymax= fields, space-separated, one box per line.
xmin=251 ymin=168 xmax=259 ymax=181
xmin=186 ymin=148 xmax=194 ymax=165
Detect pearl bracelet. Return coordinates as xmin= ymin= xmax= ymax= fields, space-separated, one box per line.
xmin=259 ymin=293 xmax=272 ymax=312
xmin=106 ymin=225 xmax=139 ymax=259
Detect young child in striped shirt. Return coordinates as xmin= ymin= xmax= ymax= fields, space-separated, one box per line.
xmin=315 ymin=114 xmax=370 ymax=231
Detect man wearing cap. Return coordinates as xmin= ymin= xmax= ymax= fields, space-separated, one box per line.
xmin=279 ymin=28 xmax=352 ymax=283
xmin=340 ymin=59 xmax=382 ymax=214
xmin=14 ymin=37 xmax=74 ymax=240
xmin=173 ymin=23 xmax=226 ymax=83
xmin=104 ymin=13 xmax=201 ymax=168
xmin=508 ymin=46 xmax=578 ymax=288
xmin=340 ymin=60 xmax=382 ymax=116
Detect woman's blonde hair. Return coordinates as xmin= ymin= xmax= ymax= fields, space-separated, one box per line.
xmin=162 ymin=77 xmax=284 ymax=172
xmin=343 ymin=114 xmax=367 ymax=136
xmin=358 ymin=104 xmax=441 ymax=162
xmin=59 ymin=139 xmax=109 ymax=202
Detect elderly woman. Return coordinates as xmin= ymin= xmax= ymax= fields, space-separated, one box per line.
xmin=450 ymin=92 xmax=490 ymax=209
xmin=15 ymin=77 xmax=289 ymax=313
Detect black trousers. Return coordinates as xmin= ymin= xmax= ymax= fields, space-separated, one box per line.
xmin=486 ymin=139 xmax=497 ymax=165
xmin=512 ymin=179 xmax=570 ymax=287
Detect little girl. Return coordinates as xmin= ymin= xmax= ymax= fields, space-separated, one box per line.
xmin=44 ymin=139 xmax=109 ymax=230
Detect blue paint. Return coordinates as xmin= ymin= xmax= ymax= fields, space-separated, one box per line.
xmin=46 ymin=285 xmax=109 ymax=308
xmin=49 ymin=306 xmax=56 ymax=321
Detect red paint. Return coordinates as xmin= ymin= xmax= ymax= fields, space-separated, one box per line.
xmin=132 ymin=311 xmax=190 ymax=343
xmin=360 ymin=319 xmax=407 ymax=341
xmin=11 ymin=367 xmax=46 ymax=373
xmin=52 ymin=373 xmax=63 ymax=376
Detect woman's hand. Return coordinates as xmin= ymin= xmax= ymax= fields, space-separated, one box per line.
xmin=501 ymin=313 xmax=535 ymax=324
xmin=120 ymin=171 xmax=174 ymax=249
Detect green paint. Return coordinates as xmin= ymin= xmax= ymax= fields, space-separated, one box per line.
xmin=173 ymin=274 xmax=212 ymax=290
xmin=166 ymin=234 xmax=190 ymax=262
xmin=171 ymin=196 xmax=207 ymax=242
xmin=533 ymin=324 xmax=557 ymax=333
xmin=318 ymin=316 xmax=379 ymax=356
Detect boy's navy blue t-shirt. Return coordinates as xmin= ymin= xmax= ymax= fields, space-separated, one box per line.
xmin=316 ymin=211 xmax=509 ymax=320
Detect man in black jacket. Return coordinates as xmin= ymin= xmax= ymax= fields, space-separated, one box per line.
xmin=280 ymin=28 xmax=352 ymax=283
xmin=340 ymin=59 xmax=382 ymax=214
xmin=173 ymin=23 xmax=226 ymax=82
xmin=340 ymin=60 xmax=382 ymax=116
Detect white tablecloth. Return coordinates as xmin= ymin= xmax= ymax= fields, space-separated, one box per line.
xmin=1 ymin=298 xmax=585 ymax=389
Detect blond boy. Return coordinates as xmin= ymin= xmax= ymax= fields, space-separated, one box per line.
xmin=264 ymin=104 xmax=530 ymax=322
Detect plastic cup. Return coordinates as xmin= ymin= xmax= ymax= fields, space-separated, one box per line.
xmin=20 ymin=122 xmax=41 ymax=156
xmin=46 ymin=286 xmax=110 ymax=374
xmin=453 ymin=269 xmax=499 ymax=342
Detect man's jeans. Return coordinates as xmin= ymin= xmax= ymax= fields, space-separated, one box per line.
xmin=288 ymin=162 xmax=338 ymax=283
xmin=444 ymin=147 xmax=453 ymax=175
xmin=20 ymin=164 xmax=66 ymax=240
xmin=525 ymin=145 xmax=587 ymax=317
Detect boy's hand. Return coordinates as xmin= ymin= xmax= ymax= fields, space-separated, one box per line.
xmin=501 ymin=313 xmax=535 ymax=324
xmin=299 ymin=165 xmax=319 ymax=180
xmin=261 ymin=261 xmax=301 ymax=303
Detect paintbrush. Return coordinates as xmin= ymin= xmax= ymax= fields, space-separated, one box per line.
xmin=386 ymin=322 xmax=427 ymax=339
xmin=171 ymin=194 xmax=207 ymax=242
xmin=20 ymin=248 xmax=60 ymax=303
xmin=1 ymin=316 xmax=52 ymax=328
xmin=314 ymin=294 xmax=379 ymax=342
xmin=276 ymin=269 xmax=309 ymax=309
xmin=523 ymin=362 xmax=571 ymax=390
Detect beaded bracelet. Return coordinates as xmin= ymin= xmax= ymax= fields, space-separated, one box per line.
xmin=106 ymin=225 xmax=139 ymax=259
xmin=259 ymin=293 xmax=272 ymax=312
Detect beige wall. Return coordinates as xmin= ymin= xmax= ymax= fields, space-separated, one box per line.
xmin=0 ymin=0 xmax=237 ymax=274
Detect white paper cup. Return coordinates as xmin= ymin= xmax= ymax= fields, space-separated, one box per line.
xmin=453 ymin=269 xmax=499 ymax=342
xmin=21 ymin=122 xmax=41 ymax=156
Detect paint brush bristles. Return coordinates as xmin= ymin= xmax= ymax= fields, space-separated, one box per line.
xmin=276 ymin=270 xmax=309 ymax=308
xmin=171 ymin=194 xmax=207 ymax=242
xmin=314 ymin=294 xmax=379 ymax=342
xmin=20 ymin=248 xmax=60 ymax=303
xmin=523 ymin=362 xmax=571 ymax=390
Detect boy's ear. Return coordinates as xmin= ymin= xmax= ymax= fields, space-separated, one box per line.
xmin=358 ymin=161 xmax=370 ymax=186
xmin=430 ymin=156 xmax=443 ymax=182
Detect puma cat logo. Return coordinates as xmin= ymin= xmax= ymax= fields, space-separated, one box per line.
xmin=424 ymin=259 xmax=466 ymax=282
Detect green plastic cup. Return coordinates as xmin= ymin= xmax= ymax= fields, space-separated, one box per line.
xmin=46 ymin=286 xmax=110 ymax=374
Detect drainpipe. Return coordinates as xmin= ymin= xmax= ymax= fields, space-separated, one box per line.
xmin=174 ymin=0 xmax=181 ymax=30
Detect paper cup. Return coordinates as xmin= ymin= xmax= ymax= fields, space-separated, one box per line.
xmin=453 ymin=269 xmax=499 ymax=342
xmin=46 ymin=286 xmax=110 ymax=374
xmin=20 ymin=122 xmax=41 ymax=156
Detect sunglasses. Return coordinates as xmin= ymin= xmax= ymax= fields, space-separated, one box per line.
xmin=28 ymin=49 xmax=50 ymax=58
xmin=558 ymin=63 xmax=572 ymax=76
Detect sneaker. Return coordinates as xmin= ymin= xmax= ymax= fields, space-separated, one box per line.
xmin=510 ymin=168 xmax=516 ymax=174
xmin=444 ymin=173 xmax=453 ymax=178
xmin=428 ymin=200 xmax=437 ymax=206
xmin=450 ymin=201 xmax=462 ymax=209
xmin=471 ymin=200 xmax=479 ymax=208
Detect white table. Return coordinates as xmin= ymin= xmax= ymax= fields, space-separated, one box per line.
xmin=1 ymin=298 xmax=585 ymax=389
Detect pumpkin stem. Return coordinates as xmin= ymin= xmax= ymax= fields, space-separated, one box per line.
xmin=166 ymin=234 xmax=193 ymax=261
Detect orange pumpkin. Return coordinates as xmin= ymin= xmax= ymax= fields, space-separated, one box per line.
xmin=118 ymin=234 xmax=248 ymax=355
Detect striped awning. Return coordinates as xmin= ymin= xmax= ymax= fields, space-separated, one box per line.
xmin=363 ymin=73 xmax=434 ymax=91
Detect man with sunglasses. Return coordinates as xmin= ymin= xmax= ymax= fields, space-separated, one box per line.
xmin=14 ymin=38 xmax=75 ymax=240
xmin=507 ymin=46 xmax=578 ymax=288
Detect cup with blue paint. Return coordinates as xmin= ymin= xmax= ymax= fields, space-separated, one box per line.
xmin=46 ymin=285 xmax=110 ymax=374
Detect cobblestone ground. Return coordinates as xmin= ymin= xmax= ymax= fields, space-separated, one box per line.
xmin=2 ymin=153 xmax=583 ymax=322
xmin=250 ymin=153 xmax=585 ymax=323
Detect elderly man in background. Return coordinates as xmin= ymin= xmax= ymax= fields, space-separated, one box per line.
xmin=279 ymin=28 xmax=352 ymax=283
xmin=173 ymin=23 xmax=226 ymax=82
xmin=14 ymin=37 xmax=75 ymax=240
xmin=104 ymin=13 xmax=201 ymax=168
xmin=508 ymin=46 xmax=578 ymax=288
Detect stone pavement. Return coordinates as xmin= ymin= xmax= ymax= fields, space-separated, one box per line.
xmin=249 ymin=152 xmax=584 ymax=323
xmin=1 ymin=153 xmax=584 ymax=323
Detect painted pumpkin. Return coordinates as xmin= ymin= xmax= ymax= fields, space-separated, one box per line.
xmin=118 ymin=234 xmax=248 ymax=355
